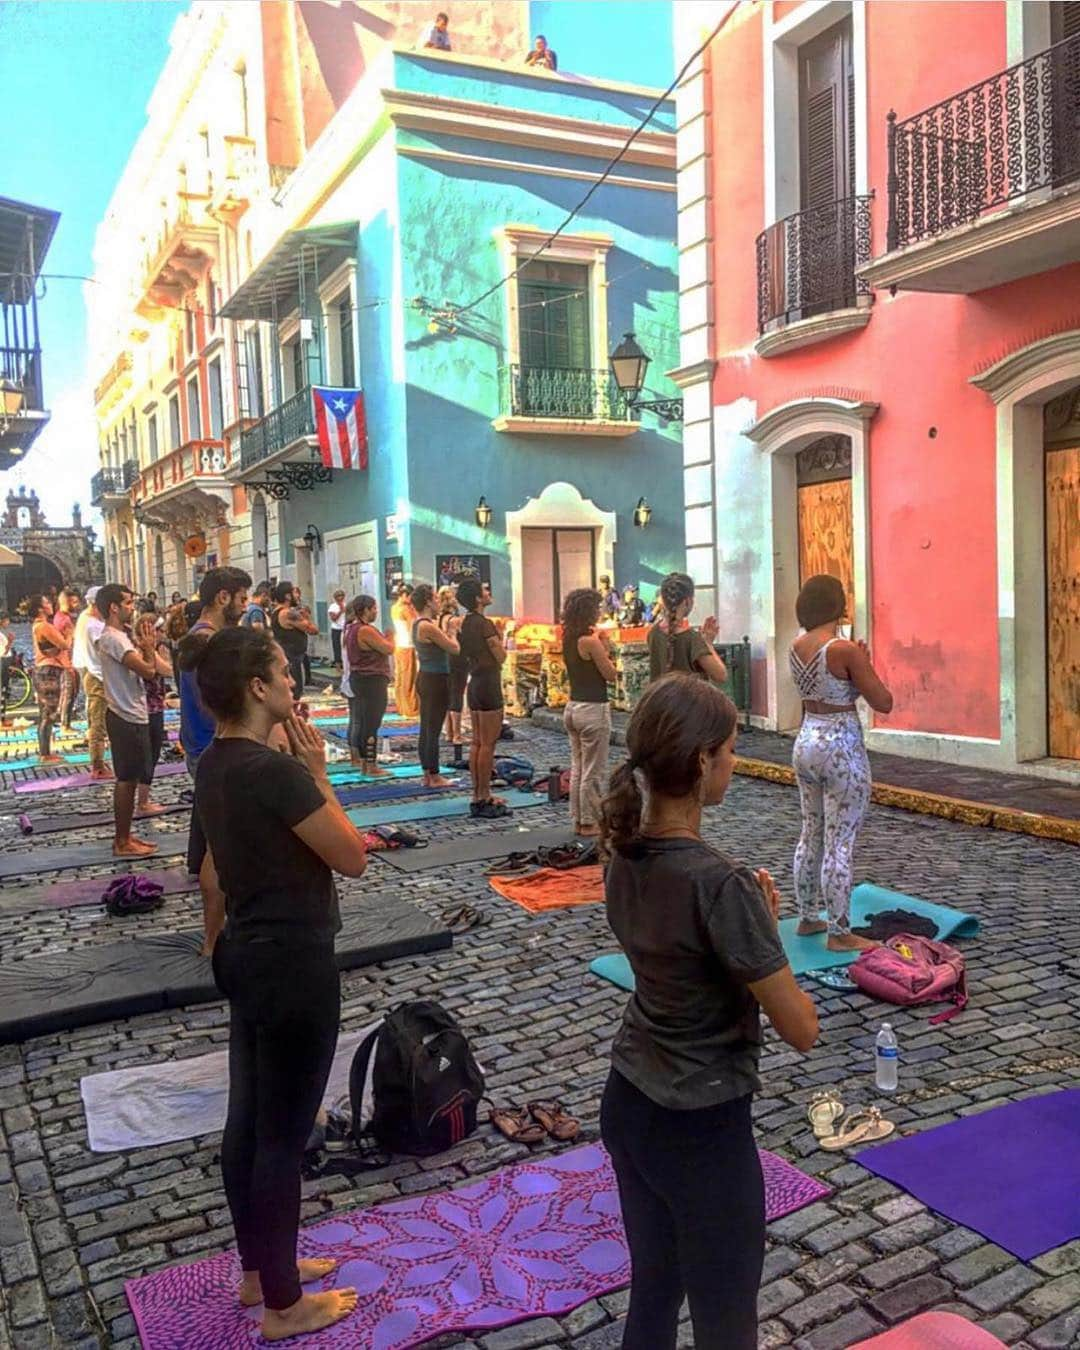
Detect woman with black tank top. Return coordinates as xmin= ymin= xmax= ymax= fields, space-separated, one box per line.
xmin=192 ymin=626 xmax=366 ymax=1341
xmin=561 ymin=588 xmax=618 ymax=836
xmin=411 ymin=582 xmax=460 ymax=787
xmin=647 ymin=572 xmax=728 ymax=685
xmin=344 ymin=595 xmax=394 ymax=778
xmin=599 ymin=675 xmax=819 ymax=1349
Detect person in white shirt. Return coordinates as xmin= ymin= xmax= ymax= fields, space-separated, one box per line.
xmin=0 ymin=611 xmax=12 ymax=706
xmin=73 ymin=585 xmax=110 ymax=779
xmin=328 ymin=589 xmax=347 ymax=667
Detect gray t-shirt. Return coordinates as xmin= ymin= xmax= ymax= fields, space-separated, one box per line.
xmin=605 ymin=838 xmax=787 ymax=1110
xmin=95 ymin=627 xmax=149 ymax=725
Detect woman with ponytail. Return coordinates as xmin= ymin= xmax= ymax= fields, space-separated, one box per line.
xmin=560 ymin=587 xmax=617 ymax=837
xmin=598 ymin=674 xmax=818 ymax=1350
xmin=646 ymin=571 xmax=728 ymax=685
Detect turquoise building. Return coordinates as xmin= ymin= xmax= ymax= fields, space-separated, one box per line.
xmin=222 ymin=40 xmax=682 ymax=644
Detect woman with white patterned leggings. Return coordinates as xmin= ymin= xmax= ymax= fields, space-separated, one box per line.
xmin=789 ymin=576 xmax=893 ymax=953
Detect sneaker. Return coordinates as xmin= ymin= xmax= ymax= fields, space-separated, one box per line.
xmin=469 ymin=801 xmax=482 ymax=818
xmin=476 ymin=799 xmax=512 ymax=819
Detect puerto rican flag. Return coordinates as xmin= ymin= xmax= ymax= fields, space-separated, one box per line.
xmin=312 ymin=386 xmax=368 ymax=470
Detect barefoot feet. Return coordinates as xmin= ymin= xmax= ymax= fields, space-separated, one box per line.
xmin=423 ymin=774 xmax=452 ymax=788
xmin=261 ymin=1289 xmax=358 ymax=1340
xmin=113 ymin=838 xmax=158 ymax=857
xmin=826 ymin=932 xmax=878 ymax=952
xmin=796 ymin=919 xmax=829 ymax=936
xmin=239 ymin=1258 xmax=340 ymax=1308
xmin=137 ymin=801 xmax=168 ymax=816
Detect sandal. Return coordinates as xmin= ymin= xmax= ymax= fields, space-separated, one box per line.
xmin=488 ymin=1105 xmax=545 ymax=1145
xmin=528 ymin=1101 xmax=580 ymax=1142
xmin=819 ymin=1106 xmax=895 ymax=1151
xmin=441 ymin=905 xmax=491 ymax=934
xmin=807 ymin=1090 xmax=845 ymax=1139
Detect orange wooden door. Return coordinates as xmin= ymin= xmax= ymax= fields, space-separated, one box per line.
xmin=1046 ymin=445 xmax=1080 ymax=759
xmin=798 ymin=477 xmax=855 ymax=626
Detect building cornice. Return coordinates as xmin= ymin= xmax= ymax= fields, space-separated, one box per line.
xmin=666 ymin=359 xmax=715 ymax=389
xmin=396 ymin=144 xmax=674 ymax=193
xmin=393 ymin=46 xmax=673 ymax=104
xmin=970 ymin=328 xmax=1080 ymax=402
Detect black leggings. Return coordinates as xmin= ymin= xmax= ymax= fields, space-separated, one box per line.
xmin=417 ymin=671 xmax=449 ymax=775
xmin=148 ymin=710 xmax=165 ymax=772
xmin=349 ymin=672 xmax=388 ymax=760
xmin=213 ymin=934 xmax=340 ymax=1311
xmin=599 ymin=1069 xmax=764 ymax=1350
xmin=287 ymin=656 xmax=305 ymax=700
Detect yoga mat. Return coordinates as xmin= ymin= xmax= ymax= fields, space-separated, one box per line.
xmin=348 ymin=790 xmax=547 ymax=834
xmin=326 ymin=723 xmax=418 ymax=741
xmin=0 ymin=868 xmax=197 ymax=915
xmin=373 ymin=817 xmax=567 ymax=868
xmin=334 ymin=777 xmax=464 ymax=808
xmin=83 ymin=1025 xmax=376 ymax=1152
xmin=12 ymin=804 xmax=189 ymax=837
xmin=850 ymin=1312 xmax=1008 ymax=1349
xmin=0 ymin=753 xmax=92 ymax=772
xmin=13 ymin=761 xmax=189 ymax=795
xmin=856 ymin=1089 xmax=1080 ymax=1261
xmin=491 ymin=864 xmax=605 ymax=913
xmin=125 ymin=1142 xmax=830 ymax=1349
xmin=0 ymin=896 xmax=451 ymax=1043
xmin=590 ymin=883 xmax=982 ymax=991
xmin=326 ymin=763 xmax=424 ymax=785
xmin=0 ymin=832 xmax=189 ymax=879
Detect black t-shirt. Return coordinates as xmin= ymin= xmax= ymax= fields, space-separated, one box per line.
xmin=459 ymin=612 xmax=499 ymax=672
xmin=195 ymin=738 xmax=340 ymax=945
xmin=605 ymin=838 xmax=787 ymax=1109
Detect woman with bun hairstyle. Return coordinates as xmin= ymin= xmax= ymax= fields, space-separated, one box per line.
xmin=647 ymin=571 xmax=728 ymax=685
xmin=191 ymin=626 xmax=367 ymax=1341
xmin=599 ymin=674 xmax=818 ymax=1350
xmin=790 ymin=574 xmax=893 ymax=951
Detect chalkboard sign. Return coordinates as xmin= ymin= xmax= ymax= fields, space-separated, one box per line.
xmin=435 ymin=553 xmax=491 ymax=590
xmin=383 ymin=555 xmax=404 ymax=600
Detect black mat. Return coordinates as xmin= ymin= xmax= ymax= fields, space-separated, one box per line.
xmin=374 ymin=825 xmax=576 ymax=873
xmin=0 ymin=896 xmax=452 ymax=1042
xmin=11 ymin=805 xmax=189 ymax=838
xmin=0 ymin=833 xmax=189 ymax=878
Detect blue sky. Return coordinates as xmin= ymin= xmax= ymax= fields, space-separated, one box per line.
xmin=0 ymin=0 xmax=671 ymax=535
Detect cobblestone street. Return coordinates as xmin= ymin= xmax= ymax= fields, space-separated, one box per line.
xmin=0 ymin=715 xmax=1078 ymax=1349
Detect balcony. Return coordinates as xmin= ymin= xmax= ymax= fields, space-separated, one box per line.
xmin=136 ymin=196 xmax=218 ymax=321
xmin=755 ymin=196 xmax=874 ymax=357
xmin=93 ymin=350 xmax=133 ymax=411
xmin=131 ymin=439 xmax=230 ymax=511
xmin=237 ymin=386 xmax=317 ymax=470
xmin=0 ymin=343 xmax=47 ymax=460
xmin=209 ymin=136 xmax=257 ymax=220
xmin=493 ymin=365 xmax=639 ymax=437
xmin=90 ymin=461 xmax=139 ymax=506
xmin=862 ymin=30 xmax=1080 ymax=293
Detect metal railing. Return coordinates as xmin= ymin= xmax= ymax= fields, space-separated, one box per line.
xmin=90 ymin=461 xmax=138 ymax=504
xmin=239 ymin=386 xmax=316 ymax=469
xmin=887 ymin=30 xmax=1080 ymax=250
xmin=504 ymin=365 xmax=636 ymax=421
xmin=0 ymin=345 xmax=43 ymax=411
xmin=756 ymin=195 xmax=874 ymax=332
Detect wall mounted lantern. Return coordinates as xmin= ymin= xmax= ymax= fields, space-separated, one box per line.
xmin=633 ymin=496 xmax=652 ymax=529
xmin=475 ymin=496 xmax=493 ymax=529
xmin=609 ymin=332 xmax=684 ymax=422
xmin=302 ymin=523 xmax=323 ymax=556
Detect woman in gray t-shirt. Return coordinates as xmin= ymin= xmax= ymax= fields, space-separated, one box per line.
xmin=599 ymin=673 xmax=819 ymax=1350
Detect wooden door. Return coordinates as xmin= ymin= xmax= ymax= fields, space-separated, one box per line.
xmin=797 ymin=478 xmax=855 ymax=628
xmin=1046 ymin=444 xmax=1080 ymax=758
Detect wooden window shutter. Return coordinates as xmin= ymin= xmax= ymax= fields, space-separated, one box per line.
xmin=518 ymin=281 xmax=590 ymax=369
xmin=799 ymin=18 xmax=854 ymax=208
xmin=1051 ymin=3 xmax=1080 ymax=41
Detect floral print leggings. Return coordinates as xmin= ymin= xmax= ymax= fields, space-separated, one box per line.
xmin=792 ymin=711 xmax=871 ymax=936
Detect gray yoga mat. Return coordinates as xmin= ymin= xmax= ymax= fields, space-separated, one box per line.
xmin=0 ymin=832 xmax=189 ymax=878
xmin=0 ymin=867 xmax=197 ymax=915
xmin=13 ymin=804 xmax=189 ymax=838
xmin=374 ymin=824 xmax=576 ymax=872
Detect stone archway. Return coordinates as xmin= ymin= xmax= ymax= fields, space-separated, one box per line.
xmin=3 ymin=551 xmax=64 ymax=612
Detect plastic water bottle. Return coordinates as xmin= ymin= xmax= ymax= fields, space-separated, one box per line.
xmin=875 ymin=1023 xmax=899 ymax=1093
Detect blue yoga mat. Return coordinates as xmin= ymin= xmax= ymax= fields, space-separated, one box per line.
xmin=0 ymin=752 xmax=92 ymax=772
xmin=326 ymin=764 xmax=424 ymax=785
xmin=347 ymin=790 xmax=545 ymax=828
xmin=590 ymin=882 xmax=981 ymax=990
xmin=326 ymin=724 xmax=418 ymax=742
xmin=335 ymin=778 xmax=465 ymax=808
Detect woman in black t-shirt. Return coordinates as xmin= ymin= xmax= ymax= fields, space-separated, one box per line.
xmin=456 ymin=578 xmax=509 ymax=819
xmin=598 ymin=674 xmax=819 ymax=1350
xmin=191 ymin=626 xmax=366 ymax=1341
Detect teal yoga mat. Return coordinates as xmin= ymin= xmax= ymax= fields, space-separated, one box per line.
xmin=0 ymin=752 xmax=92 ymax=772
xmin=590 ymin=883 xmax=981 ymax=990
xmin=326 ymin=764 xmax=424 ymax=785
xmin=346 ymin=790 xmax=544 ymax=829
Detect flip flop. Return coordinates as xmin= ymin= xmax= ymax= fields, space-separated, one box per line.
xmin=528 ymin=1100 xmax=581 ymax=1142
xmin=441 ymin=905 xmax=491 ymax=934
xmin=819 ymin=1106 xmax=895 ymax=1151
xmin=807 ymin=1090 xmax=845 ymax=1139
xmin=487 ymin=1105 xmax=545 ymax=1145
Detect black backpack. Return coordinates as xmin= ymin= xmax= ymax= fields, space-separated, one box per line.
xmin=349 ymin=1000 xmax=484 ymax=1156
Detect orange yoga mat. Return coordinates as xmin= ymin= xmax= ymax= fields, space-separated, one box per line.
xmin=489 ymin=864 xmax=604 ymax=913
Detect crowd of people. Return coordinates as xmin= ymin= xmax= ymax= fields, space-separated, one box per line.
xmin=9 ymin=558 xmax=895 ymax=1344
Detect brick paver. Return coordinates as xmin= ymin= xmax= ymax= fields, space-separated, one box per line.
xmin=0 ymin=711 xmax=1078 ymax=1347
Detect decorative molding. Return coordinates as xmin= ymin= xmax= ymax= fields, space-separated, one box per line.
xmin=505 ymin=481 xmax=618 ymax=617
xmin=796 ymin=434 xmax=853 ymax=486
xmin=491 ymin=415 xmax=638 ymax=438
xmin=970 ymin=327 xmax=1080 ymax=402
xmin=755 ymin=305 xmax=872 ymax=359
xmin=395 ymin=45 xmax=674 ymax=103
xmin=665 ymin=358 xmax=715 ymax=389
xmin=396 ymin=145 xmax=674 ymax=194
xmin=746 ymin=397 xmax=879 ymax=456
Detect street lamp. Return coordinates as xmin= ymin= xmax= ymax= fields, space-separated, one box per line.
xmin=609 ymin=332 xmax=684 ymax=422
xmin=475 ymin=496 xmax=493 ymax=529
xmin=302 ymin=523 xmax=323 ymax=556
xmin=633 ymin=496 xmax=652 ymax=529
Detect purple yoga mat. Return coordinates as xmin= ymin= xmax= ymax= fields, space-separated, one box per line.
xmin=3 ymin=867 xmax=197 ymax=912
xmin=13 ymin=761 xmax=189 ymax=795
xmin=857 ymin=1089 xmax=1080 ymax=1260
xmin=125 ymin=1143 xmax=828 ymax=1349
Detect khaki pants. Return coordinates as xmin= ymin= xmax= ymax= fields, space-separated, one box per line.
xmin=81 ymin=670 xmax=107 ymax=762
xmin=393 ymin=647 xmax=419 ymax=719
xmin=564 ymin=700 xmax=611 ymax=827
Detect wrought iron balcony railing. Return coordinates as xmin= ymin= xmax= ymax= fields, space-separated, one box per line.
xmin=0 ymin=344 xmax=43 ymax=412
xmin=90 ymin=460 xmax=139 ymax=504
xmin=887 ymin=30 xmax=1080 ymax=250
xmin=756 ymin=195 xmax=874 ymax=332
xmin=505 ymin=365 xmax=636 ymax=421
xmin=239 ymin=386 xmax=316 ymax=469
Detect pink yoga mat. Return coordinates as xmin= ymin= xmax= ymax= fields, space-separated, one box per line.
xmin=125 ymin=1143 xmax=829 ymax=1350
xmin=13 ymin=761 xmax=189 ymax=795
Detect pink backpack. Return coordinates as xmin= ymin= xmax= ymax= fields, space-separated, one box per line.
xmin=850 ymin=934 xmax=968 ymax=1024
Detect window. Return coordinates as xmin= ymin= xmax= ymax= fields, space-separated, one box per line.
xmin=290 ymin=338 xmax=304 ymax=396
xmin=518 ymin=260 xmax=590 ymax=371
xmin=187 ymin=376 xmax=202 ymax=440
xmin=337 ymin=294 xmax=355 ymax=387
xmin=147 ymin=412 xmax=159 ymax=462
xmin=185 ymin=308 xmax=196 ymax=356
xmin=208 ymin=358 xmax=224 ymax=439
xmin=243 ymin=328 xmax=264 ymax=418
xmin=799 ymin=19 xmax=855 ymax=210
xmin=206 ymin=276 xmax=217 ymax=334
xmin=168 ymin=394 xmax=181 ymax=450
